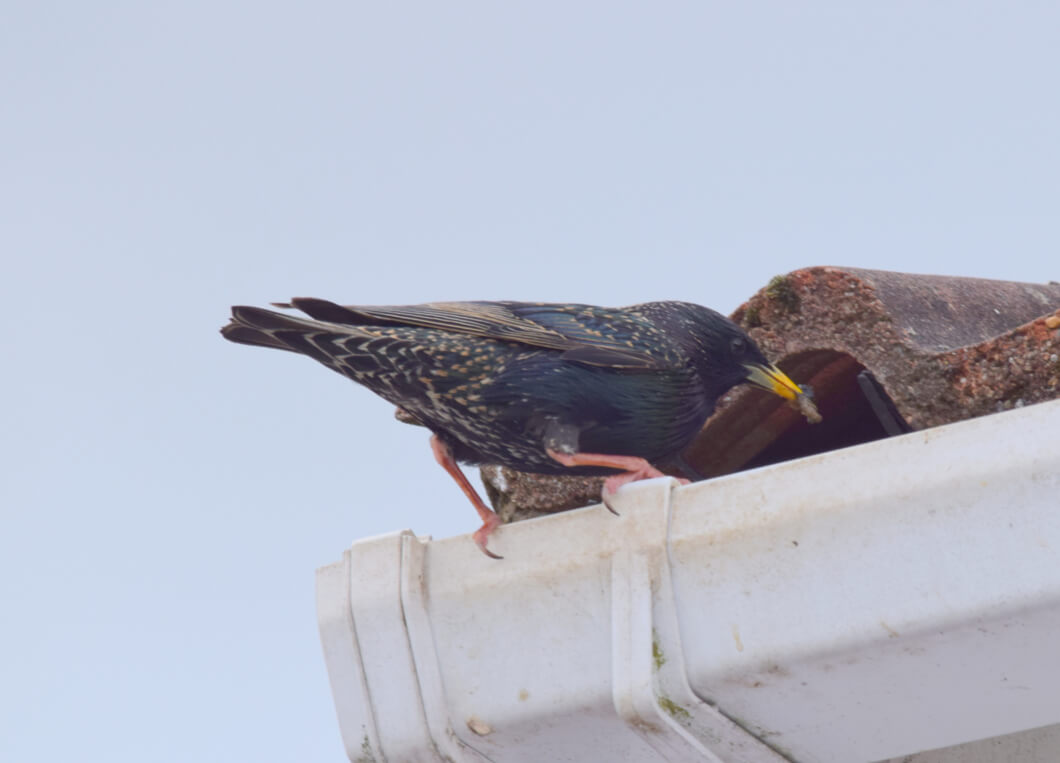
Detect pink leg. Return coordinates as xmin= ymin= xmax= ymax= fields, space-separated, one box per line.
xmin=547 ymin=449 xmax=689 ymax=513
xmin=430 ymin=435 xmax=503 ymax=559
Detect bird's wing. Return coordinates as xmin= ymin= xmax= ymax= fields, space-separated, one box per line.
xmin=279 ymin=298 xmax=679 ymax=370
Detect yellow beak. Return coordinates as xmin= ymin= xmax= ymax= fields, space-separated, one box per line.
xmin=743 ymin=362 xmax=803 ymax=401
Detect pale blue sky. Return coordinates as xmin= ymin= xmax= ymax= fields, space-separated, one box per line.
xmin=3 ymin=3 xmax=1058 ymax=761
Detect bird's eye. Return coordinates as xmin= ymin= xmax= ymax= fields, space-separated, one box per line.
xmin=730 ymin=337 xmax=746 ymax=355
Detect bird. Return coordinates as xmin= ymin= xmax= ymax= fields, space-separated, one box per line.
xmin=221 ymin=298 xmax=809 ymax=558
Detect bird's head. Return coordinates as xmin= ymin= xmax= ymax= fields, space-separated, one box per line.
xmin=646 ymin=301 xmax=804 ymax=404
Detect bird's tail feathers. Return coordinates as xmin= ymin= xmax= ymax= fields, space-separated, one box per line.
xmin=220 ymin=305 xmax=343 ymax=354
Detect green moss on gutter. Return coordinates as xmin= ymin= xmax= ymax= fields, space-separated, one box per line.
xmin=658 ymin=695 xmax=691 ymax=722
xmin=652 ymin=631 xmax=666 ymax=671
xmin=353 ymin=734 xmax=377 ymax=763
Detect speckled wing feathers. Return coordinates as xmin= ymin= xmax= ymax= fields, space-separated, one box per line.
xmin=226 ymin=306 xmax=473 ymax=409
xmin=283 ymin=299 xmax=676 ymax=370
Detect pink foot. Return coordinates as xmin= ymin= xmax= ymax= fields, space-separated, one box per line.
xmin=431 ymin=435 xmax=504 ymax=559
xmin=546 ymin=449 xmax=689 ymax=514
xmin=471 ymin=513 xmax=503 ymax=560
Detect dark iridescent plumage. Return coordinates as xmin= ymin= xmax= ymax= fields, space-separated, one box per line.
xmin=222 ymin=298 xmax=805 ymax=557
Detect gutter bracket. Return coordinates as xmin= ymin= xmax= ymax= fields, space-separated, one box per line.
xmin=610 ymin=480 xmax=791 ymax=762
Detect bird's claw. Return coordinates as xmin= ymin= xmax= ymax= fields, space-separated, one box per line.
xmin=472 ymin=522 xmax=503 ymax=560
xmin=601 ymin=470 xmax=688 ymax=514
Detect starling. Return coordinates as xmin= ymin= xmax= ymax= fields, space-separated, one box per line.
xmin=221 ymin=298 xmax=810 ymax=558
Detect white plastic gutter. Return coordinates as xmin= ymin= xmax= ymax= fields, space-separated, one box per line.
xmin=316 ymin=398 xmax=1060 ymax=763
